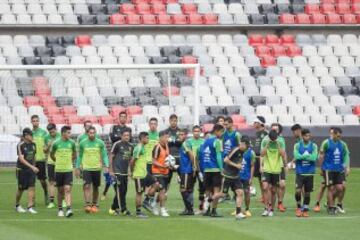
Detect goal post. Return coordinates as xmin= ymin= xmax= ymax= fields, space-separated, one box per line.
xmin=0 ymin=64 xmax=202 ymax=128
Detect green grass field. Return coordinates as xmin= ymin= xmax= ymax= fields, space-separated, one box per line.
xmin=0 ymin=168 xmax=359 ymax=240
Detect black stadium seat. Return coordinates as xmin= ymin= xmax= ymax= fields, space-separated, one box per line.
xmin=40 ymin=57 xmax=55 ymax=65
xmin=106 ymin=4 xmax=119 ymax=14
xmin=276 ymin=4 xmax=291 ymax=14
xmin=51 ymin=46 xmax=66 ymax=57
xmin=150 ymin=56 xmax=167 ymax=64
xmin=96 ymin=15 xmax=110 ymax=24
xmin=61 ymin=36 xmax=75 ymax=46
xmin=266 ymin=13 xmax=279 ymax=24
xmin=23 ymin=57 xmax=41 ymax=65
xmin=45 ymin=36 xmax=61 ymax=46
xmin=168 ymin=55 xmax=182 ymax=64
xmin=89 ymin=4 xmax=106 ymax=14
xmin=292 ymin=4 xmax=305 ymax=14
xmin=35 ymin=46 xmax=52 ymax=57
xmin=178 ymin=46 xmax=193 ymax=56
xmin=260 ymin=4 xmax=275 ymax=14
xmin=78 ymin=15 xmax=96 ymax=25
xmin=161 ymin=46 xmax=179 ymax=57
xmin=250 ymin=14 xmax=265 ymax=24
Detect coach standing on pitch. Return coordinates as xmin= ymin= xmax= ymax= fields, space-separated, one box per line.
xmin=109 ymin=111 xmax=132 ymax=144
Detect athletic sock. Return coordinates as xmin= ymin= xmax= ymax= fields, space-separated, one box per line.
xmin=278 ymin=201 xmax=282 ymax=205
xmin=15 ymin=204 xmax=19 ymax=208
xmin=316 ymin=201 xmax=320 ymax=206
xmin=236 ymin=207 xmax=241 ymax=214
xmin=136 ymin=207 xmax=141 ymax=213
xmin=337 ymin=203 xmax=343 ymax=209
xmin=58 ymin=207 xmax=63 ymax=211
xmin=211 ymin=208 xmax=217 ymax=214
xmin=67 ymin=206 xmax=71 ymax=211
xmin=144 ymin=194 xmax=150 ymax=202
xmin=245 ymin=207 xmax=249 ymax=211
xmin=49 ymin=196 xmax=55 ymax=203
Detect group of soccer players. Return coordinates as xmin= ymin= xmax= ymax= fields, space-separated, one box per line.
xmin=15 ymin=112 xmax=350 ymax=219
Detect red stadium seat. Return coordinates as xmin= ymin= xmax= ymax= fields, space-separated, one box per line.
xmin=82 ymin=115 xmax=98 ymax=124
xmin=44 ymin=106 xmax=61 ymax=115
xmin=336 ymin=0 xmax=351 ymax=3
xmin=149 ymin=0 xmax=165 ymax=3
xmin=353 ymin=0 xmax=360 ymax=3
xmin=271 ymin=45 xmax=287 ymax=57
xmin=62 ymin=106 xmax=77 ymax=116
xmin=255 ymin=45 xmax=271 ymax=57
xmin=75 ymin=35 xmax=91 ymax=47
xmin=136 ymin=3 xmax=151 ymax=14
xmin=265 ymin=34 xmax=279 ymax=46
xmin=157 ymin=14 xmax=172 ymax=24
xmin=163 ymin=86 xmax=180 ymax=96
xmin=141 ymin=14 xmax=157 ymax=24
xmin=322 ymin=0 xmax=335 ymax=3
xmin=35 ymin=88 xmax=51 ymax=97
xmin=24 ymin=96 xmax=40 ymax=107
xmin=39 ymin=96 xmax=56 ymax=107
xmin=32 ymin=77 xmax=48 ymax=86
xmin=66 ymin=115 xmax=82 ymax=124
xmin=352 ymin=3 xmax=360 ymax=14
xmin=353 ymin=106 xmax=360 ymax=115
xmin=188 ymin=14 xmax=203 ymax=24
xmin=310 ymin=13 xmax=327 ymax=24
xmin=327 ymin=13 xmax=342 ymax=23
xmin=295 ymin=13 xmax=311 ymax=24
xmin=202 ymin=14 xmax=218 ymax=24
xmin=248 ymin=34 xmax=264 ymax=46
xmin=172 ymin=14 xmax=187 ymax=24
xmin=287 ymin=45 xmax=302 ymax=57
xmin=120 ymin=3 xmax=136 ymax=14
xmin=357 ymin=14 xmax=360 ymax=23
xmin=261 ymin=55 xmax=276 ymax=67
xmin=126 ymin=14 xmax=141 ymax=24
xmin=304 ymin=4 xmax=320 ymax=14
xmin=49 ymin=115 xmax=66 ymax=124
xmin=127 ymin=106 xmax=142 ymax=115
xmin=231 ymin=115 xmax=246 ymax=124
xmin=109 ymin=14 xmax=126 ymax=24
xmin=132 ymin=0 xmax=149 ymax=4
xmin=99 ymin=116 xmax=115 ymax=125
xmin=279 ymin=14 xmax=296 ymax=24
xmin=342 ymin=13 xmax=357 ymax=23
xmin=110 ymin=106 xmax=126 ymax=117
xmin=280 ymin=34 xmax=295 ymax=44
xmin=320 ymin=4 xmax=336 ymax=14
xmin=336 ymin=3 xmax=351 ymax=14
xmin=151 ymin=3 xmax=166 ymax=14
xmin=163 ymin=0 xmax=178 ymax=3
xmin=182 ymin=55 xmax=197 ymax=63
xmin=236 ymin=123 xmax=250 ymax=130
xmin=202 ymin=124 xmax=214 ymax=133
xmin=182 ymin=3 xmax=197 ymax=14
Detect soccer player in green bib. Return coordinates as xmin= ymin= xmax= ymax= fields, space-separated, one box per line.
xmin=31 ymin=115 xmax=49 ymax=205
xmin=130 ymin=132 xmax=156 ymax=218
xmin=44 ymin=123 xmax=61 ymax=209
xmin=76 ymin=126 xmax=109 ymax=214
xmin=186 ymin=125 xmax=205 ymax=213
xmin=142 ymin=117 xmax=159 ymax=210
xmin=260 ymin=130 xmax=286 ymax=217
xmin=50 ymin=125 xmax=77 ymax=218
xmin=77 ymin=120 xmax=100 ymax=146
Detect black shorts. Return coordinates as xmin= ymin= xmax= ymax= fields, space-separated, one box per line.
xmin=261 ymin=173 xmax=280 ymax=186
xmin=83 ymin=170 xmax=101 ymax=187
xmin=295 ymin=175 xmax=314 ymax=192
xmin=55 ymin=172 xmax=73 ymax=187
xmin=47 ymin=164 xmax=56 ymax=182
xmin=323 ymin=171 xmax=343 ymax=186
xmin=134 ymin=178 xmax=146 ymax=193
xmin=221 ymin=177 xmax=242 ymax=194
xmin=204 ymin=172 xmax=223 ymax=189
xmin=146 ymin=164 xmax=152 ymax=175
xmin=154 ymin=175 xmax=168 ymax=190
xmin=144 ymin=172 xmax=156 ymax=187
xmin=180 ymin=173 xmax=194 ymax=191
xmin=17 ymin=168 xmax=36 ymax=190
xmin=253 ymin=157 xmax=261 ymax=178
xmin=240 ymin=179 xmax=250 ymax=190
xmin=341 ymin=172 xmax=346 ymax=183
xmin=280 ymin=167 xmax=286 ymax=180
xmin=35 ymin=161 xmax=47 ymax=180
xmin=194 ymin=171 xmax=206 ymax=194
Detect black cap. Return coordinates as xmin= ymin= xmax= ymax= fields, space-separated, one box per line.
xmin=22 ymin=128 xmax=33 ymax=137
xmin=240 ymin=135 xmax=251 ymax=146
xmin=253 ymin=116 xmax=266 ymax=125
xmin=269 ymin=130 xmax=278 ymax=141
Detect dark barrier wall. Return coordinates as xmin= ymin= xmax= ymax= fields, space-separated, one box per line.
xmin=241 ymin=126 xmax=360 ymax=168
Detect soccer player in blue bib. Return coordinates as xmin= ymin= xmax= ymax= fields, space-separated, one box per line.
xmin=199 ymin=124 xmax=224 ymax=217
xmin=293 ymin=129 xmax=318 ymax=217
xmin=319 ymin=127 xmax=350 ymax=215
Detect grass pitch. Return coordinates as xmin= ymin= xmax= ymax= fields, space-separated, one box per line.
xmin=0 ymin=168 xmax=359 ymax=240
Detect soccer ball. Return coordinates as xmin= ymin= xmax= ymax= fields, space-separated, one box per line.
xmin=287 ymin=162 xmax=296 ymax=170
xmin=165 ymin=155 xmax=176 ymax=168
xmin=250 ymin=186 xmax=257 ymax=197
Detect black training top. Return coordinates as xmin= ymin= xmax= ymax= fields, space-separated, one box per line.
xmin=222 ymin=147 xmax=242 ymax=179
xmin=254 ymin=130 xmax=268 ymax=156
xmin=16 ymin=141 xmax=36 ymax=170
xmin=111 ymin=141 xmax=134 ymax=175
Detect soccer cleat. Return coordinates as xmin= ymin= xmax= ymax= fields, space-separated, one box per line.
xmin=313 ymin=205 xmax=321 ymax=213
xmin=268 ymin=211 xmax=274 ymax=217
xmin=244 ymin=210 xmax=252 ymax=217
xmin=108 ymin=209 xmax=119 ymax=216
xmin=47 ymin=202 xmax=56 ymax=209
xmin=65 ymin=209 xmax=73 ymax=218
xmin=122 ymin=210 xmax=132 ymax=216
xmin=100 ymin=195 xmax=106 ymax=201
xmin=203 ymin=209 xmax=211 ymax=217
xmin=91 ymin=206 xmax=99 ymax=213
xmin=142 ymin=201 xmax=153 ymax=212
xmin=152 ymin=206 xmax=160 ymax=216
xmin=136 ymin=211 xmax=148 ymax=218
xmin=235 ymin=212 xmax=246 ymax=220
xmin=327 ymin=207 xmax=336 ymax=215
xmin=179 ymin=210 xmax=194 ymax=216
xmin=230 ymin=210 xmax=236 ymax=216
xmin=15 ymin=205 xmax=26 ymax=213
xmin=211 ymin=211 xmax=223 ymax=218
xmin=302 ymin=211 xmax=309 ymax=217
xmin=27 ymin=207 xmax=38 ymax=214
xmin=85 ymin=206 xmax=92 ymax=213
xmin=160 ymin=208 xmax=169 ymax=217
xmin=336 ymin=205 xmax=345 ymax=214
xmin=296 ymin=208 xmax=302 ymax=217
xmin=277 ymin=203 xmax=286 ymax=212
xmin=58 ymin=210 xmax=65 ymax=217
xmin=203 ymin=199 xmax=210 ymax=214
xmin=261 ymin=209 xmax=270 ymax=217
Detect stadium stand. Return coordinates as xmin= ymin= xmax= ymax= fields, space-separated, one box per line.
xmin=0 ymin=33 xmax=360 ymax=135
xmin=0 ymin=0 xmax=359 ymax=25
